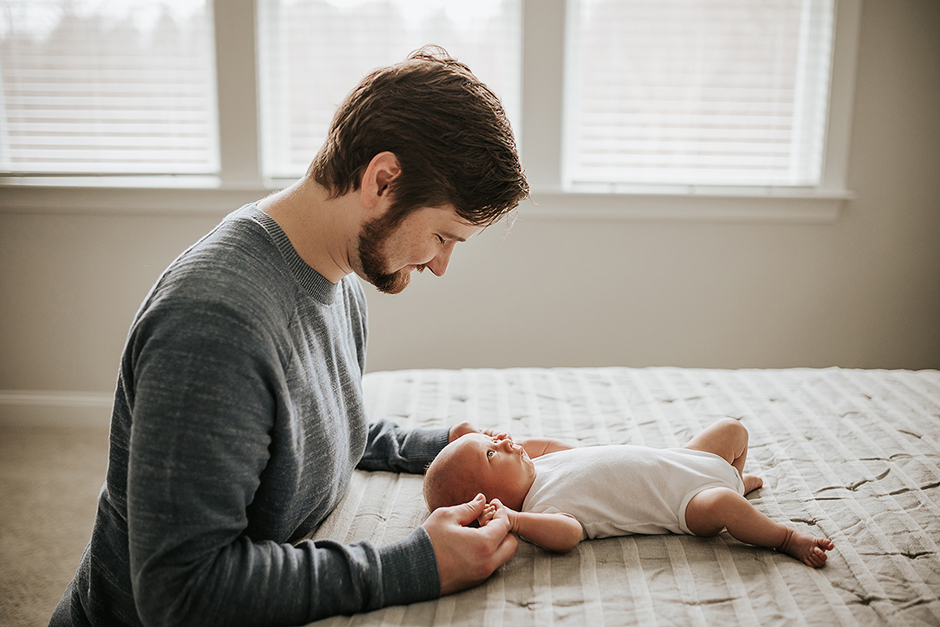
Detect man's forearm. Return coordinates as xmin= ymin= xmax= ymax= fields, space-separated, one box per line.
xmin=357 ymin=419 xmax=450 ymax=473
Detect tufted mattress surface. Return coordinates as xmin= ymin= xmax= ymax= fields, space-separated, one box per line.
xmin=306 ymin=367 xmax=940 ymax=627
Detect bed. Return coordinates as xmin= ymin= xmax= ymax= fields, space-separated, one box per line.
xmin=305 ymin=367 xmax=940 ymax=626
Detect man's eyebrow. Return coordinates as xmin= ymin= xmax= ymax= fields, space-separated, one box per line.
xmin=440 ymin=231 xmax=468 ymax=243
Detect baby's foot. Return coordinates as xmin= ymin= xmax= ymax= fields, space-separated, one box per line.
xmin=779 ymin=528 xmax=834 ymax=568
xmin=743 ymin=474 xmax=763 ymax=494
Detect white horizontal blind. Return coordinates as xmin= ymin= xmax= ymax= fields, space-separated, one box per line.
xmin=0 ymin=0 xmax=218 ymax=175
xmin=257 ymin=0 xmax=522 ymax=179
xmin=565 ymin=0 xmax=835 ymax=188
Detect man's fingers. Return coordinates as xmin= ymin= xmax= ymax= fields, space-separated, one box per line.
xmin=448 ymin=421 xmax=475 ymax=443
xmin=483 ymin=428 xmax=509 ymax=440
xmin=450 ymin=493 xmax=487 ymax=526
xmin=491 ymin=531 xmax=519 ymax=565
xmin=474 ymin=510 xmax=512 ymax=539
xmin=426 ymin=494 xmax=520 ymax=596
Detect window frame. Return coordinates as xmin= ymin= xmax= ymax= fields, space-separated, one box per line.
xmin=0 ymin=0 xmax=860 ymax=222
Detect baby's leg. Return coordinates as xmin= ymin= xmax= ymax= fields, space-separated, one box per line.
xmin=685 ymin=487 xmax=834 ymax=568
xmin=684 ymin=419 xmax=761 ymax=493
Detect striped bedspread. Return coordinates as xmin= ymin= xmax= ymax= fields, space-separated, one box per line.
xmin=307 ymin=367 xmax=940 ymax=626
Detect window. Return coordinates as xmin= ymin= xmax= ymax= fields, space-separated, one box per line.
xmin=256 ymin=0 xmax=521 ymax=179
xmin=0 ymin=0 xmax=218 ymax=175
xmin=0 ymin=0 xmax=860 ymax=220
xmin=565 ymin=0 xmax=835 ymax=188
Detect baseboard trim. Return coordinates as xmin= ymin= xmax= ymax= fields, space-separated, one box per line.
xmin=0 ymin=390 xmax=112 ymax=427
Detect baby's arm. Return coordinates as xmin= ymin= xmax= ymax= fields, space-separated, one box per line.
xmin=479 ymin=500 xmax=583 ymax=553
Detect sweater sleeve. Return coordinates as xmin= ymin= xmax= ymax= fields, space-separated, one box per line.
xmin=357 ymin=419 xmax=451 ymax=474
xmin=125 ymin=303 xmax=440 ymax=627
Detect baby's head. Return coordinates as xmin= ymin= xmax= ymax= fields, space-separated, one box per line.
xmin=424 ymin=433 xmax=537 ymax=512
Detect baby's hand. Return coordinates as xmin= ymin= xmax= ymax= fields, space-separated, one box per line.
xmin=478 ymin=499 xmax=520 ymax=535
xmin=477 ymin=503 xmax=498 ymax=527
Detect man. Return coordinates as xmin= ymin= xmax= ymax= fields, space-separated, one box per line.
xmin=51 ymin=47 xmax=528 ymax=627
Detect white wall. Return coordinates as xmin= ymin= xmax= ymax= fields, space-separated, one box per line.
xmin=1 ymin=1 xmax=938 ymax=424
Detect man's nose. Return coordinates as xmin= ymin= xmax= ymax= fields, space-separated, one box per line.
xmin=427 ymin=242 xmax=456 ymax=277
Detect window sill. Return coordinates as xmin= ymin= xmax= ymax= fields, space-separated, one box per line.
xmin=0 ymin=176 xmax=272 ymax=216
xmin=0 ymin=177 xmax=852 ymax=223
xmin=525 ymin=186 xmax=853 ymax=223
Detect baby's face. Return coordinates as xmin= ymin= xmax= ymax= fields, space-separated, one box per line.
xmin=452 ymin=433 xmax=537 ymax=508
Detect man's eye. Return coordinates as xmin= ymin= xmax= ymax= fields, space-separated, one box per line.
xmin=436 ymin=235 xmax=445 ymax=244
xmin=486 ymin=450 xmax=495 ymax=459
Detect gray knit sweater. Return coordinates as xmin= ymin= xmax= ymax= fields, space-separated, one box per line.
xmin=51 ymin=204 xmax=449 ymax=627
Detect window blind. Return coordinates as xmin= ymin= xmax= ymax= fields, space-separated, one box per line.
xmin=0 ymin=0 xmax=218 ymax=175
xmin=565 ymin=0 xmax=835 ymax=188
xmin=257 ymin=0 xmax=522 ymax=179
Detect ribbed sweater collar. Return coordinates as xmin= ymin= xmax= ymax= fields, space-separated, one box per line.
xmin=245 ymin=204 xmax=339 ymax=305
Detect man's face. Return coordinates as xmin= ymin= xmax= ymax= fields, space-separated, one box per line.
xmin=356 ymin=205 xmax=481 ymax=294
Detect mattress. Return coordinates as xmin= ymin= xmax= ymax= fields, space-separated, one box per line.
xmin=306 ymin=367 xmax=940 ymax=626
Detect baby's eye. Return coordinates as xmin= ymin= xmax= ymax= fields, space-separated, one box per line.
xmin=486 ymin=450 xmax=496 ymax=459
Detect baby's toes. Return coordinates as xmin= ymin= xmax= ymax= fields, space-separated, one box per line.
xmin=742 ymin=475 xmax=764 ymax=493
xmin=808 ymin=547 xmax=828 ymax=568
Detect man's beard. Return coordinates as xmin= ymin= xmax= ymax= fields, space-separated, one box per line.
xmin=357 ymin=210 xmax=423 ymax=295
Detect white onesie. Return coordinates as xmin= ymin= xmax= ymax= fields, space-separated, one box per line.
xmin=520 ymin=445 xmax=746 ymax=538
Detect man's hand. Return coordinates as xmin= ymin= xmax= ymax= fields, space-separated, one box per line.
xmin=448 ymin=421 xmax=508 ymax=443
xmin=423 ymin=493 xmax=518 ymax=595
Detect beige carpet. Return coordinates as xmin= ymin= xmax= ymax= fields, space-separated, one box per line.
xmin=0 ymin=426 xmax=109 ymax=627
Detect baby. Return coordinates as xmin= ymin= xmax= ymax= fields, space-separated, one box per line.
xmin=424 ymin=418 xmax=834 ymax=567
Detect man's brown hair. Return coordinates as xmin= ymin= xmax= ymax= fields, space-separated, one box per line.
xmin=309 ymin=45 xmax=528 ymax=227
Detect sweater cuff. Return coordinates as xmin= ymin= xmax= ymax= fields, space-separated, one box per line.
xmin=378 ymin=526 xmax=441 ymax=607
xmin=424 ymin=427 xmax=452 ymax=460
xmin=407 ymin=427 xmax=451 ymax=470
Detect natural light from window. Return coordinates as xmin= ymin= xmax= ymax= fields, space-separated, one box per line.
xmin=564 ymin=0 xmax=835 ymax=189
xmin=0 ymin=0 xmax=217 ymax=175
xmin=0 ymin=0 xmax=844 ymax=197
xmin=256 ymin=0 xmax=522 ymax=179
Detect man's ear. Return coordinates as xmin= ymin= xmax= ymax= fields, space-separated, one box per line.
xmin=360 ymin=152 xmax=401 ymax=212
